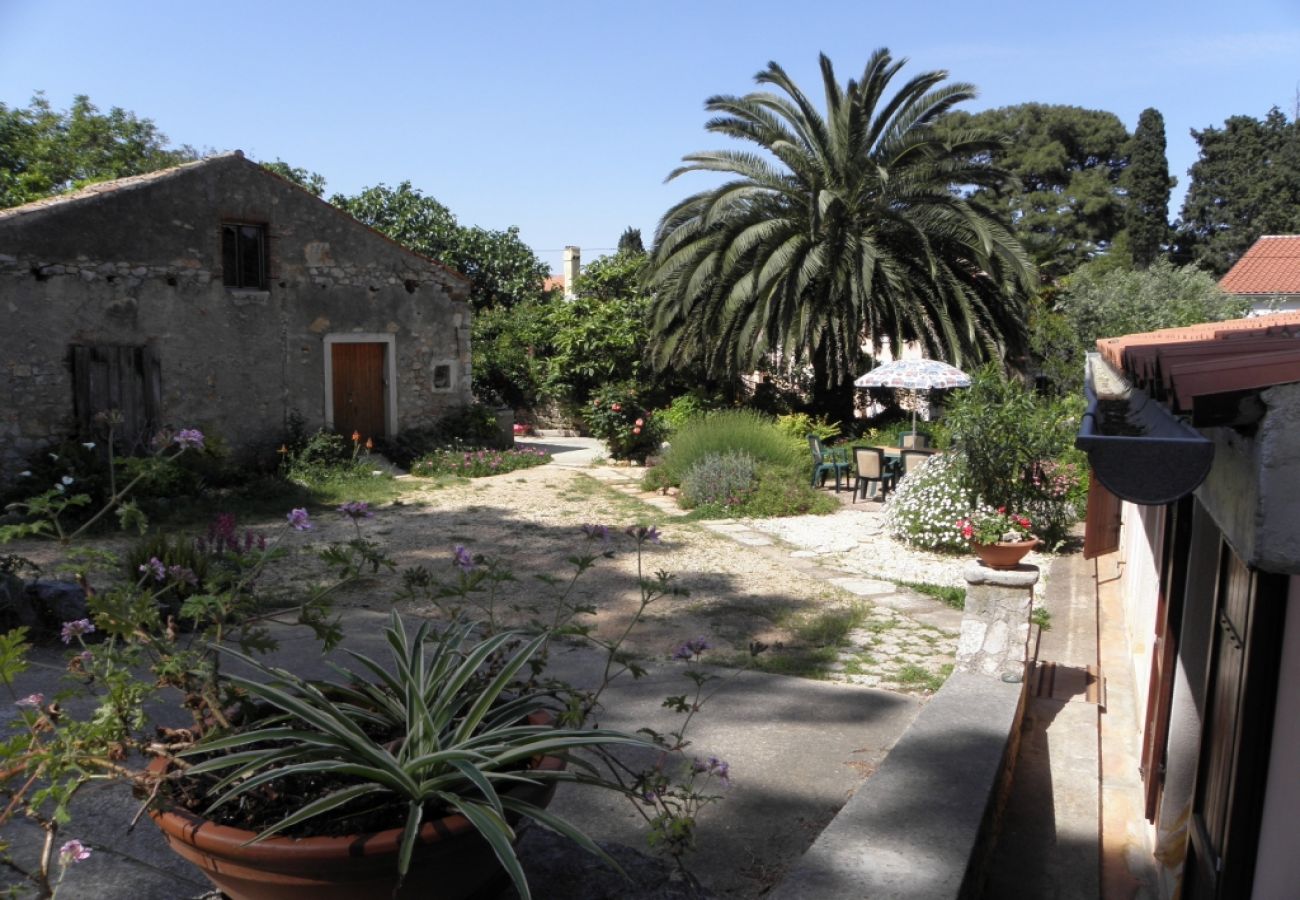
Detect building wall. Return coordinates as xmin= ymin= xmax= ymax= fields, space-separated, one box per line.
xmin=0 ymin=156 xmax=471 ymax=480
xmin=1250 ymin=575 xmax=1300 ymax=899
xmin=1113 ymin=379 xmax=1300 ymax=897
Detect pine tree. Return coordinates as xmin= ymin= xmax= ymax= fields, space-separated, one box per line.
xmin=1124 ymin=108 xmax=1173 ymax=268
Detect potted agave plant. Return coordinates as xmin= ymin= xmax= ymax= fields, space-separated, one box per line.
xmin=146 ymin=613 xmax=647 ymax=900
xmin=956 ymin=507 xmax=1038 ymax=570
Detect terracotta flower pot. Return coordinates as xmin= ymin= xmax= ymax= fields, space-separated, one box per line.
xmin=146 ymin=752 xmax=563 ymax=900
xmin=971 ymin=539 xmax=1039 ymax=570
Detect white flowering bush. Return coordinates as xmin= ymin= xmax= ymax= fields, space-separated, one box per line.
xmin=882 ymin=453 xmax=974 ymax=552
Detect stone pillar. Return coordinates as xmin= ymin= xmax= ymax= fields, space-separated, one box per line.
xmin=957 ymin=563 xmax=1039 ymax=680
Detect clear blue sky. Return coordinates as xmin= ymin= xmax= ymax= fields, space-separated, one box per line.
xmin=3 ymin=1 xmax=1298 ymax=274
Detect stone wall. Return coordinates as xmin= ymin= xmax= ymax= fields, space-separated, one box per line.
xmin=0 ymin=154 xmax=472 ymax=482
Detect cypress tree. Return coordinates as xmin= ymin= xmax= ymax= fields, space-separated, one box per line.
xmin=1124 ymin=107 xmax=1173 ymax=268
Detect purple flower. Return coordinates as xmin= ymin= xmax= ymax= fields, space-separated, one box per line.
xmin=624 ymin=524 xmax=662 ymax=544
xmin=453 ymin=545 xmax=475 ymax=573
xmin=690 ymin=756 xmax=731 ymax=786
xmin=173 ymin=429 xmax=205 ymax=451
xmin=138 ymin=557 xmax=166 ymax=582
xmin=672 ymin=636 xmax=713 ymax=660
xmin=14 ymin=693 xmax=43 ymax=709
xmin=286 ymin=508 xmax=312 ymax=531
xmin=581 ymin=523 xmax=611 ymax=543
xmin=58 ymin=839 xmax=91 ymax=865
xmin=60 ymin=619 xmax=95 ymax=644
xmin=337 ymin=501 xmax=374 ymax=520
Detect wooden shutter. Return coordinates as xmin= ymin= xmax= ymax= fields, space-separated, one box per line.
xmin=1083 ymin=473 xmax=1123 ymax=559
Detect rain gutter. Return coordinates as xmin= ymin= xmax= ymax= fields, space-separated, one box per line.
xmin=1075 ymin=353 xmax=1214 ymax=506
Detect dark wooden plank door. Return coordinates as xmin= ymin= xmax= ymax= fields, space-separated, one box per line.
xmin=331 ymin=342 xmax=386 ymax=441
xmin=70 ymin=344 xmax=162 ymax=454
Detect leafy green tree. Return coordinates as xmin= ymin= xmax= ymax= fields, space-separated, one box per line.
xmin=1177 ymin=107 xmax=1300 ymax=275
xmin=332 ymin=182 xmax=548 ymax=310
xmin=1056 ymin=259 xmax=1249 ymax=346
xmin=646 ymin=50 xmax=1034 ymax=426
xmin=0 ymin=93 xmax=196 ymax=208
xmin=1124 ymin=108 xmax=1173 ymax=268
xmin=260 ymin=158 xmax=327 ymax=197
xmin=471 ymin=300 xmax=551 ymax=408
xmin=944 ymin=103 xmax=1130 ymax=278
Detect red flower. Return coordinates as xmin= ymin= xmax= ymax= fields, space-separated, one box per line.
xmin=635 ymin=418 xmax=645 ymax=427
xmin=611 ymin=403 xmax=622 ymax=412
xmin=997 ymin=506 xmax=1006 ymax=514
xmin=1017 ymin=516 xmax=1031 ymax=529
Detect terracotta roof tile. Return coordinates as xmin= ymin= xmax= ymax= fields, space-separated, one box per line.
xmin=1219 ymin=235 xmax=1300 ymax=294
xmin=1096 ymin=311 xmax=1300 ymax=412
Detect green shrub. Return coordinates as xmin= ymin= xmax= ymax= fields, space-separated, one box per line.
xmin=657 ymin=394 xmax=713 ymax=434
xmin=410 ymin=446 xmax=551 ymax=478
xmin=680 ymin=452 xmax=758 ymax=510
xmin=585 ymin=382 xmax=663 ymax=462
xmin=740 ymin=464 xmax=839 ymax=517
xmin=123 ymin=531 xmax=211 ymax=600
xmin=943 ymin=365 xmax=1082 ymax=510
xmin=775 ymin=413 xmax=841 ymax=442
xmin=649 ymin=410 xmax=803 ymax=490
xmin=882 ymin=453 xmax=972 ymax=552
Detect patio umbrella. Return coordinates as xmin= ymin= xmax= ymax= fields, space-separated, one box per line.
xmin=854 ymin=359 xmax=972 ymax=433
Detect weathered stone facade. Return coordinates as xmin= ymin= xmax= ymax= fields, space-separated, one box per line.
xmin=0 ymin=152 xmax=472 ymax=481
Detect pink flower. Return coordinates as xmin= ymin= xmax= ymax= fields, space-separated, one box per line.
xmin=14 ymin=693 xmax=43 ymax=709
xmin=286 ymin=508 xmax=312 ymax=531
xmin=58 ymin=840 xmax=91 ymax=865
xmin=635 ymin=418 xmax=645 ymax=427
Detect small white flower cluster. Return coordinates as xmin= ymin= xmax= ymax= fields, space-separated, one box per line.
xmin=881 ymin=453 xmax=973 ymax=552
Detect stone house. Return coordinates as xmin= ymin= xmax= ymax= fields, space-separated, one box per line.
xmin=1075 ymin=311 xmax=1300 ymax=899
xmin=0 ymin=152 xmax=472 ymax=482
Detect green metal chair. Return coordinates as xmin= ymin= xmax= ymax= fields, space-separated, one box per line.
xmin=808 ymin=434 xmax=851 ymax=492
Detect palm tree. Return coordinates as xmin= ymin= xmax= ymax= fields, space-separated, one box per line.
xmin=646 ymin=50 xmax=1035 ymax=422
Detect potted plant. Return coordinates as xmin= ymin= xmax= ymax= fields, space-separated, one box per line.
xmin=956 ymin=507 xmax=1039 ymax=569
xmin=147 ymin=614 xmax=647 ymax=900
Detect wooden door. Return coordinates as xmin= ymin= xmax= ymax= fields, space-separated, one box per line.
xmin=70 ymin=344 xmax=162 ymax=454
xmin=1186 ymin=543 xmax=1286 ymax=899
xmin=331 ymin=343 xmax=386 ymax=441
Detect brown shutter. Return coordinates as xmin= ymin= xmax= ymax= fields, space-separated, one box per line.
xmin=1083 ymin=473 xmax=1123 ymax=559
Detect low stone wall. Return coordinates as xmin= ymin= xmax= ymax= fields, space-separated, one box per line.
xmin=769 ymin=564 xmax=1038 ymax=900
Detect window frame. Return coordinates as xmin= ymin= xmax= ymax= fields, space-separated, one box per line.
xmin=221 ymin=222 xmax=268 ymax=290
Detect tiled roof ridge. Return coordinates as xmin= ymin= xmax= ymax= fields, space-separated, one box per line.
xmin=0 ymin=151 xmax=246 ymax=222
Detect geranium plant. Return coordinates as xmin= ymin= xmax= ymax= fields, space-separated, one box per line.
xmin=956 ymin=507 xmax=1035 ymax=545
